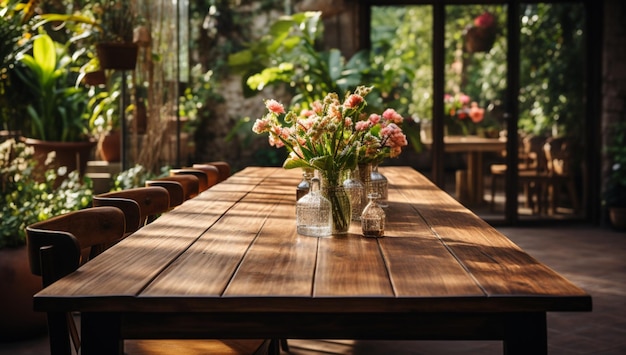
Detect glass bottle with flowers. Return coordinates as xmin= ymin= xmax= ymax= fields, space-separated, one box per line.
xmin=252 ymin=86 xmax=405 ymax=235
xmin=355 ymin=108 xmax=409 ymax=207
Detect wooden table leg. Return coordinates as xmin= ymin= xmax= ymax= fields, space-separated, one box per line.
xmin=503 ymin=312 xmax=547 ymax=355
xmin=465 ymin=151 xmax=484 ymax=205
xmin=81 ymin=312 xmax=123 ymax=355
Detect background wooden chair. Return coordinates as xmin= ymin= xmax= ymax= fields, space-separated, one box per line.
xmin=543 ymin=136 xmax=581 ymax=215
xmin=198 ymin=161 xmax=231 ymax=182
xmin=146 ymin=174 xmax=200 ymax=202
xmin=189 ymin=164 xmax=219 ymax=187
xmin=170 ymin=168 xmax=210 ymax=192
xmin=490 ymin=134 xmax=549 ymax=213
xmin=26 ymin=207 xmax=126 ymax=355
xmin=92 ymin=186 xmax=170 ymax=234
xmin=26 ymin=207 xmax=272 ymax=355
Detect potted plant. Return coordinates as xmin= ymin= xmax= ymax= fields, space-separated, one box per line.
xmin=463 ymin=11 xmax=498 ymax=53
xmin=0 ymin=138 xmax=93 ymax=341
xmin=36 ymin=1 xmax=141 ymax=71
xmin=604 ymin=121 xmax=626 ymax=230
xmin=87 ymin=77 xmax=125 ymax=162
xmin=93 ymin=0 xmax=140 ymax=70
xmin=12 ymin=33 xmax=95 ymax=178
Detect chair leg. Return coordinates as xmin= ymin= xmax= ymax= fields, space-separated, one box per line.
xmin=490 ymin=174 xmax=497 ymax=211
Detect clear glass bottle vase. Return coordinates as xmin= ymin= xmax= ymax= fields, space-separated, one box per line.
xmin=296 ymin=168 xmax=314 ymax=201
xmin=343 ymin=168 xmax=364 ymax=221
xmin=319 ymin=171 xmax=351 ymax=234
xmin=370 ymin=164 xmax=388 ymax=208
xmin=296 ymin=177 xmax=332 ymax=237
xmin=361 ymin=193 xmax=385 ymax=238
xmin=359 ymin=163 xmax=388 ymax=208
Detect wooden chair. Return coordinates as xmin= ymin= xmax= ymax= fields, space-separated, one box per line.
xmin=543 ymin=136 xmax=581 ymax=215
xmin=92 ymin=186 xmax=170 ymax=234
xmin=25 ymin=207 xmax=272 ymax=355
xmin=26 ymin=207 xmax=126 ymax=355
xmin=146 ymin=174 xmax=200 ymax=202
xmin=170 ymin=168 xmax=210 ymax=193
xmin=189 ymin=164 xmax=220 ymax=187
xmin=199 ymin=161 xmax=231 ymax=182
xmin=490 ymin=134 xmax=549 ymax=213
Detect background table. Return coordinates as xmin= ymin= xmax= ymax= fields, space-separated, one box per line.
xmin=423 ymin=135 xmax=506 ymax=205
xmin=34 ymin=167 xmax=590 ymax=355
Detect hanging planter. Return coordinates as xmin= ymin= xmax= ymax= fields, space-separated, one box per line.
xmin=83 ymin=69 xmax=107 ymax=86
xmin=96 ymin=42 xmax=139 ymax=70
xmin=464 ymin=12 xmax=497 ymax=53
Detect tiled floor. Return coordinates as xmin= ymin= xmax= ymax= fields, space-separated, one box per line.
xmin=1 ymin=224 xmax=625 ymax=355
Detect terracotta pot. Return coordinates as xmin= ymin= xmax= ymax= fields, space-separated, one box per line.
xmin=464 ymin=25 xmax=496 ymax=53
xmin=0 ymin=246 xmax=47 ymax=341
xmin=83 ymin=70 xmax=107 ymax=86
xmin=609 ymin=207 xmax=626 ymax=230
xmin=96 ymin=42 xmax=139 ymax=70
xmin=23 ymin=138 xmax=96 ymax=185
xmin=98 ymin=130 xmax=121 ymax=162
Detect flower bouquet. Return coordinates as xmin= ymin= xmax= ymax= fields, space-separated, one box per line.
xmin=444 ymin=93 xmax=485 ymax=136
xmin=252 ymin=86 xmax=407 ymax=233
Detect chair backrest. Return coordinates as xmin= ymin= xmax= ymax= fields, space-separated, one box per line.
xmin=26 ymin=206 xmax=126 ymax=285
xmin=147 ymin=175 xmax=200 ymax=201
xmin=522 ymin=134 xmax=547 ymax=171
xmin=199 ymin=161 xmax=231 ymax=182
xmin=170 ymin=168 xmax=209 ymax=192
xmin=190 ymin=164 xmax=220 ymax=187
xmin=26 ymin=206 xmax=126 ymax=355
xmin=544 ymin=137 xmax=576 ymax=176
xmin=145 ymin=180 xmax=185 ymax=208
xmin=93 ymin=186 xmax=170 ymax=233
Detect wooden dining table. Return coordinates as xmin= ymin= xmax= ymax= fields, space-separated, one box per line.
xmin=33 ymin=166 xmax=591 ymax=355
xmin=422 ymin=135 xmax=506 ymax=205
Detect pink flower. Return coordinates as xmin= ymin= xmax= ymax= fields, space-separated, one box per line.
xmin=459 ymin=94 xmax=470 ymax=105
xmin=265 ymin=99 xmax=285 ymax=114
xmin=312 ymin=101 xmax=323 ymax=114
xmin=469 ymin=102 xmax=484 ymax=123
xmin=268 ymin=134 xmax=284 ymax=148
xmin=368 ymin=113 xmax=381 ymax=125
xmin=382 ymin=108 xmax=403 ymax=124
xmin=252 ymin=117 xmax=271 ymax=133
xmin=344 ymin=94 xmax=364 ymax=109
xmin=355 ymin=121 xmax=370 ymax=131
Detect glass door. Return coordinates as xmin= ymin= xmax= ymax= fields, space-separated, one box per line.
xmin=369 ymin=2 xmax=589 ymax=224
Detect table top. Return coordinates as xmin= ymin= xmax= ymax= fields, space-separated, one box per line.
xmin=34 ymin=166 xmax=591 ymax=315
xmin=422 ymin=135 xmax=506 ymax=153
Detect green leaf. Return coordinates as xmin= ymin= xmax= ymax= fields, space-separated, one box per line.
xmin=31 ymin=34 xmax=57 ymax=88
xmin=227 ymin=49 xmax=254 ymax=68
